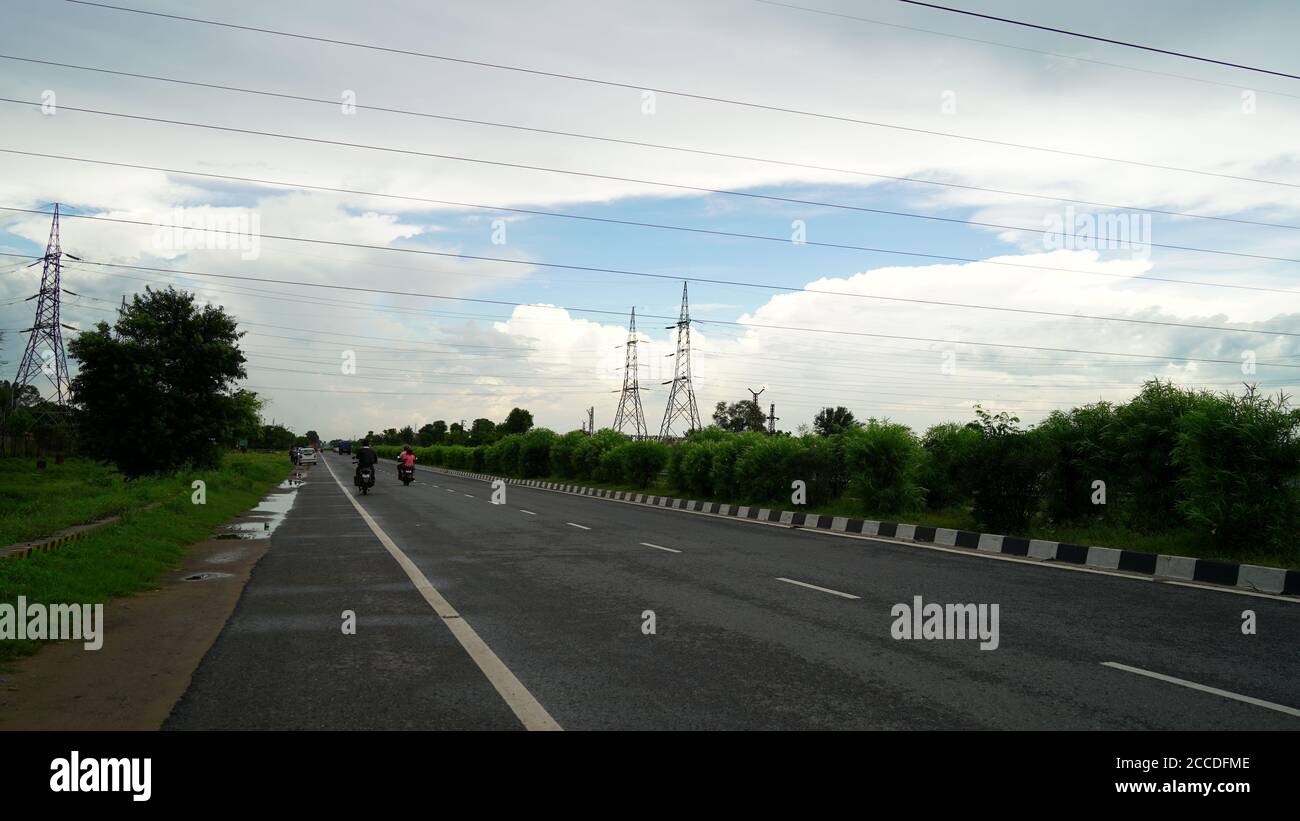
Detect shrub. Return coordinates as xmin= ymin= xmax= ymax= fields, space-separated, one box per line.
xmin=841 ymin=421 xmax=926 ymax=515
xmin=710 ymin=431 xmax=765 ymax=500
xmin=918 ymin=422 xmax=981 ymax=509
xmin=549 ymin=430 xmax=588 ymax=478
xmin=1174 ymin=387 xmax=1300 ymax=550
xmin=612 ymin=440 xmax=670 ymax=488
xmin=519 ymin=429 xmax=557 ymax=478
xmin=733 ymin=435 xmax=805 ymax=503
xmin=1035 ymin=402 xmax=1117 ymax=523
xmin=1109 ymin=379 xmax=1211 ymax=525
xmin=965 ymin=408 xmax=1050 ymax=533
xmin=572 ymin=429 xmax=626 ymax=480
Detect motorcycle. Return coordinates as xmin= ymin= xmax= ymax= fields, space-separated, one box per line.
xmin=398 ymin=463 xmax=415 ymax=486
xmin=357 ymin=465 xmax=376 ymax=495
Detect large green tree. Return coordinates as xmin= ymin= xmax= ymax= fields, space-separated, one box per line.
xmin=499 ymin=407 xmax=534 ymax=435
xmin=68 ymin=286 xmax=248 ymax=477
xmin=813 ymin=406 xmax=857 ymax=436
xmin=712 ymin=399 xmax=766 ymax=433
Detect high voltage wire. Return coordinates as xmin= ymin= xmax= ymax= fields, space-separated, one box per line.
xmin=27 ymin=252 xmax=1300 ymax=377
xmin=749 ymin=0 xmax=1300 ymax=101
xmin=14 ymin=250 xmax=1300 ymax=371
xmin=4 ymin=56 xmax=1298 ymax=233
xmin=3 ymin=208 xmax=1297 ymax=340
xmin=62 ymin=0 xmax=1300 ymax=188
xmin=895 ymin=0 xmax=1300 ymax=81
xmin=7 ymin=145 xmax=1300 ymax=276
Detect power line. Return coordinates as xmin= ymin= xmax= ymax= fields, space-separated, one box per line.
xmin=749 ymin=0 xmax=1300 ymax=101
xmin=895 ymin=0 xmax=1300 ymax=82
xmin=8 ymin=146 xmax=1299 ymax=275
xmin=5 ymin=208 xmax=1297 ymax=341
xmin=6 ymin=54 xmax=1298 ymax=231
xmin=28 ymin=250 xmax=1300 ymax=372
xmin=62 ymin=0 xmax=1300 ymax=188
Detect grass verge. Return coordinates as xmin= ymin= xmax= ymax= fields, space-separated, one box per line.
xmin=0 ymin=452 xmax=289 ymax=665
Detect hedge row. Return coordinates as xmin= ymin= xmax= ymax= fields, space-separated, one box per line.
xmin=367 ymin=381 xmax=1300 ymax=554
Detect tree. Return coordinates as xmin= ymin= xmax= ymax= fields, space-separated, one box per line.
xmin=68 ymin=286 xmax=247 ymax=477
xmin=417 ymin=423 xmax=438 ymax=447
xmin=398 ymin=425 xmax=416 ymax=445
xmin=712 ymin=399 xmax=766 ymax=433
xmin=447 ymin=422 xmax=468 ymax=445
xmin=431 ymin=420 xmax=448 ymax=444
xmin=814 ymin=406 xmax=857 ymax=436
xmin=469 ymin=418 xmax=497 ymax=445
xmin=304 ymin=429 xmax=320 ymax=445
xmin=500 ymin=407 xmax=534 ymax=435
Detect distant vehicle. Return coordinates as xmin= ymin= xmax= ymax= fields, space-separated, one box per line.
xmin=297 ymin=447 xmax=318 ymax=465
xmin=338 ymin=440 xmax=353 ymax=455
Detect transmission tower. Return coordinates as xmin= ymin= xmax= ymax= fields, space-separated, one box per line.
xmin=11 ymin=204 xmax=74 ymax=422
xmin=768 ymin=403 xmax=779 ymax=434
xmin=659 ymin=282 xmax=701 ymax=439
xmin=611 ymin=307 xmax=648 ymax=439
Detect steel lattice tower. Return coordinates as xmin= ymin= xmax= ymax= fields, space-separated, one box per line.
xmin=658 ymin=282 xmax=701 ymax=439
xmin=611 ymin=307 xmax=648 ymax=439
xmin=11 ymin=205 xmax=73 ymax=419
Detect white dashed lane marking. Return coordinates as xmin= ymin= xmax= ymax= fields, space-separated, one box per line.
xmin=519 ymin=510 xmax=537 ymax=516
xmin=641 ymin=542 xmax=681 ymax=554
xmin=566 ymin=522 xmax=591 ymax=530
xmin=775 ymin=577 xmax=860 ymax=600
xmin=1102 ymin=662 xmax=1300 ymax=718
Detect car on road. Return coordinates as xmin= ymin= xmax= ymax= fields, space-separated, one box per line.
xmin=297 ymin=447 xmax=318 ymax=465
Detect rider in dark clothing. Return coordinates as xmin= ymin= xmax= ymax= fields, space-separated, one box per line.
xmin=354 ymin=441 xmax=379 ymax=485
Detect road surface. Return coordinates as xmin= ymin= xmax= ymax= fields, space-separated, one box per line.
xmin=166 ymin=451 xmax=1300 ymax=730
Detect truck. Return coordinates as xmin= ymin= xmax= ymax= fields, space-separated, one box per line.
xmin=338 ymin=440 xmax=353 ymax=455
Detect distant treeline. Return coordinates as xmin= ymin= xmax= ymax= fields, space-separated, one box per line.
xmin=373 ymin=381 xmax=1300 ymax=556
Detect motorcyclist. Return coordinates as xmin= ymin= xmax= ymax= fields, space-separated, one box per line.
xmin=354 ymin=439 xmax=379 ymax=486
xmin=398 ymin=445 xmax=416 ymax=474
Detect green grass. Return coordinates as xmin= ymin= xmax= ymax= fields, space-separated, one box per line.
xmin=0 ymin=452 xmax=289 ymax=665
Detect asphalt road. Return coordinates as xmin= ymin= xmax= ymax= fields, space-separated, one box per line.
xmin=166 ymin=451 xmax=1300 ymax=730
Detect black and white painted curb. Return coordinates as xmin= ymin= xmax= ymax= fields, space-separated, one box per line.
xmin=423 ymin=465 xmax=1300 ymax=598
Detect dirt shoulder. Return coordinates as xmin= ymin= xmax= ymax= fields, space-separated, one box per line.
xmin=0 ymin=476 xmax=304 ymax=730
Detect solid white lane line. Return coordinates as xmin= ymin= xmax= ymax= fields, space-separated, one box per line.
xmin=519 ymin=510 xmax=537 ymax=515
xmin=775 ymin=577 xmax=860 ymax=600
xmin=446 ymin=488 xmax=456 ymax=493
xmin=641 ymin=542 xmax=681 ymax=553
xmin=566 ymin=522 xmax=591 ymax=530
xmin=1101 ymin=662 xmax=1300 ymax=718
xmin=321 ymin=457 xmax=561 ymax=731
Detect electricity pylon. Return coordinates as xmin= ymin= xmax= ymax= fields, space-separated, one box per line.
xmin=11 ymin=204 xmax=74 ymax=422
xmin=611 ymin=307 xmax=648 ymax=439
xmin=659 ymin=282 xmax=701 ymax=439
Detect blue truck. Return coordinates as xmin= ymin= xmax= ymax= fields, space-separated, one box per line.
xmin=338 ymin=440 xmax=353 ymax=455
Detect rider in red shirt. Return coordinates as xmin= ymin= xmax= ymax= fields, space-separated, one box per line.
xmin=399 ymin=446 xmax=416 ymax=468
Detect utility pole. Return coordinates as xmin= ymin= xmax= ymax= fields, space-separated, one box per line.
xmin=11 ymin=204 xmax=74 ymax=425
xmin=659 ymin=282 xmax=701 ymax=439
xmin=588 ymin=406 xmax=595 ymax=435
xmin=612 ymin=307 xmax=648 ymax=439
xmin=768 ymin=402 xmax=779 ymax=434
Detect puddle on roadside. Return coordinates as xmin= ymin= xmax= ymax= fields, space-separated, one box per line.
xmin=183 ymin=571 xmax=234 ymax=581
xmin=211 ymin=485 xmax=299 ymax=540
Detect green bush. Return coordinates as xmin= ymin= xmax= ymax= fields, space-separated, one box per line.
xmin=965 ymin=408 xmax=1050 ymax=533
xmin=1109 ymin=379 xmax=1210 ymax=525
xmin=1174 ymin=388 xmax=1300 ymax=549
xmin=918 ymin=422 xmax=980 ymax=509
xmin=733 ymin=435 xmax=806 ymax=503
xmin=842 ymin=421 xmax=926 ymax=515
xmin=550 ymin=430 xmax=589 ymax=478
xmin=1036 ymin=402 xmax=1117 ymax=523
xmin=611 ymin=440 xmax=670 ymax=487
xmin=519 ymin=429 xmax=557 ymax=478
xmin=710 ymin=431 xmax=765 ymax=499
xmin=572 ymin=429 xmax=626 ymax=480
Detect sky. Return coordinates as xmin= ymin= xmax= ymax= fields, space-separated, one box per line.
xmin=2 ymin=0 xmax=1299 ymax=440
